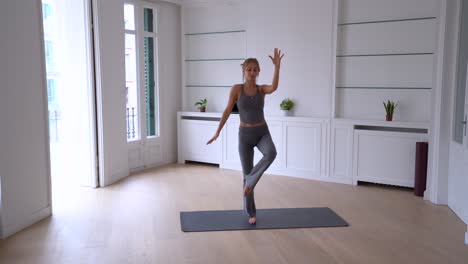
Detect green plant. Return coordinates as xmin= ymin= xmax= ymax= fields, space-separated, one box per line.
xmin=280 ymin=98 xmax=294 ymax=111
xmin=194 ymin=98 xmax=207 ymax=110
xmin=383 ymin=100 xmax=398 ymax=116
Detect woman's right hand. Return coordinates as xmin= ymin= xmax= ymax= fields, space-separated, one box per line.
xmin=269 ymin=48 xmax=284 ymax=68
xmin=206 ymin=133 xmax=219 ymax=145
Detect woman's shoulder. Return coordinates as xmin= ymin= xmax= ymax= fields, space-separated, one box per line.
xmin=231 ymin=84 xmax=243 ymax=91
xmin=229 ymin=84 xmax=242 ymax=98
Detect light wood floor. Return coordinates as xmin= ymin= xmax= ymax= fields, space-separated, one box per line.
xmin=0 ymin=163 xmax=467 ymax=264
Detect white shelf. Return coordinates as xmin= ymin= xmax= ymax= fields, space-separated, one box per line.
xmin=333 ymin=117 xmax=430 ymax=129
xmin=177 ymin=113 xmax=430 ymax=130
xmin=178 ymin=111 xmax=222 ymax=118
xmin=178 ymin=111 xmax=330 ymax=123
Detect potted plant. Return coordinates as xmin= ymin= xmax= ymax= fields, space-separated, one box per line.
xmin=383 ymin=100 xmax=398 ymax=121
xmin=195 ymin=98 xmax=207 ymax=112
xmin=280 ymin=98 xmax=294 ymax=116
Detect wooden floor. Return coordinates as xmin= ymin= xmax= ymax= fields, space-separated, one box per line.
xmin=0 ymin=163 xmax=467 ymax=264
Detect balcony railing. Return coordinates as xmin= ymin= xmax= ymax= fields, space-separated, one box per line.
xmin=126 ymin=107 xmax=137 ymax=140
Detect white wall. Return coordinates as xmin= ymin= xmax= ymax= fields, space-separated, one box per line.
xmin=246 ymin=0 xmax=334 ymax=118
xmin=182 ymin=0 xmax=335 ymax=118
xmin=182 ymin=1 xmax=246 ymax=113
xmin=431 ymin=0 xmax=451 ymax=205
xmin=0 ymin=0 xmax=52 ymax=238
xmin=154 ymin=1 xmax=182 ymax=164
xmin=94 ymin=0 xmax=130 ymax=186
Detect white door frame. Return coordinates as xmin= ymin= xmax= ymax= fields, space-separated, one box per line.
xmin=426 ymin=0 xmax=448 ymax=204
xmin=446 ymin=0 xmax=468 ymax=244
xmin=83 ymin=0 xmax=100 ymax=188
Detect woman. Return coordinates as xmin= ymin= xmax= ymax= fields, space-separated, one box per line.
xmin=207 ymin=48 xmax=284 ymax=225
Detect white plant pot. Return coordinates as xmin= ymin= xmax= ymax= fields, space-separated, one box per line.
xmin=281 ymin=110 xmax=291 ymax=116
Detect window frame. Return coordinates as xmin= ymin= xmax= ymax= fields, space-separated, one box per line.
xmin=124 ymin=2 xmax=141 ymax=141
xmin=124 ymin=0 xmax=160 ymax=141
xmin=453 ymin=0 xmax=468 ymax=144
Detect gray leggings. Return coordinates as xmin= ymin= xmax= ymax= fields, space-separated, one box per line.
xmin=239 ymin=124 xmax=277 ymax=217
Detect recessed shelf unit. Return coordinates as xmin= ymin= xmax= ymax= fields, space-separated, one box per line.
xmin=334 ymin=2 xmax=438 ymax=122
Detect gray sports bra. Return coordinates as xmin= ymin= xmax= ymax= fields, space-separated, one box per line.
xmin=236 ymin=84 xmax=265 ymax=124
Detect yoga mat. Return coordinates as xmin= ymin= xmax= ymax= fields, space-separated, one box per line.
xmin=180 ymin=207 xmax=348 ymax=232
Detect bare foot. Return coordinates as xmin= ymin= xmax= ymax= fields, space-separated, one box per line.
xmin=244 ymin=186 xmax=252 ymax=197
xmin=249 ymin=217 xmax=256 ymax=225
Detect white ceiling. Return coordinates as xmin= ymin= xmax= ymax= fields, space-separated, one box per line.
xmin=168 ymin=0 xmax=241 ymax=6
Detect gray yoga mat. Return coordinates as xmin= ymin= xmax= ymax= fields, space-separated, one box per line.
xmin=180 ymin=207 xmax=348 ymax=232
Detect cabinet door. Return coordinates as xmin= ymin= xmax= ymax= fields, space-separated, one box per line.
xmin=223 ymin=120 xmax=241 ymax=166
xmin=180 ymin=119 xmax=221 ymax=164
xmin=353 ymin=130 xmax=427 ymax=187
xmin=284 ymin=121 xmax=323 ymax=177
xmin=330 ymin=124 xmax=353 ymax=180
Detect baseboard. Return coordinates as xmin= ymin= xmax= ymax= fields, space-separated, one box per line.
xmin=320 ymin=176 xmax=354 ymax=185
xmin=2 ymin=205 xmax=51 ymax=239
xmin=129 ymin=166 xmax=146 ymax=174
xmin=142 ymin=160 xmax=170 ymax=170
xmin=129 ymin=160 xmax=173 ymax=174
xmin=101 ymin=169 xmax=130 ymax=187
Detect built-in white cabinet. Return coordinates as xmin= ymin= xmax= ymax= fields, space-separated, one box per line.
xmin=222 ymin=117 xmax=328 ymax=179
xmin=222 ymin=119 xmax=241 ymax=167
xmin=178 ymin=112 xmax=330 ymax=181
xmin=329 ymin=123 xmax=354 ymax=183
xmin=222 ymin=119 xmax=284 ymax=170
xmin=353 ymin=129 xmax=428 ymax=187
xmin=178 ymin=117 xmax=221 ymax=164
xmin=283 ymin=121 xmax=327 ymax=179
xmin=178 ymin=112 xmax=431 ymax=188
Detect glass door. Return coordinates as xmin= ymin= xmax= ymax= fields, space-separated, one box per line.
xmin=454 ymin=0 xmax=468 ymax=145
xmin=42 ymin=0 xmax=98 ymax=192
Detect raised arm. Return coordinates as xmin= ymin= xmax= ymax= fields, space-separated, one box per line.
xmin=206 ymin=85 xmax=239 ymax=144
xmin=260 ymin=48 xmax=284 ymax=94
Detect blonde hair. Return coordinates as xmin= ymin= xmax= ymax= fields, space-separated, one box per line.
xmin=241 ymin=58 xmax=260 ymax=80
xmin=241 ymin=58 xmax=260 ymax=71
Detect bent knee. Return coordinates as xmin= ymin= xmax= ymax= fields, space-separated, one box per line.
xmin=265 ymin=149 xmax=277 ymax=161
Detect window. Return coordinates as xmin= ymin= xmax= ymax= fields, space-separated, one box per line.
xmin=143 ymin=7 xmax=158 ymax=137
xmin=47 ymin=79 xmax=57 ymax=105
xmin=124 ymin=4 xmax=135 ymax=30
xmin=42 ymin=3 xmax=52 ymax=20
xmin=45 ymin=40 xmax=54 ymax=68
xmin=124 ymin=4 xmax=139 ymax=141
xmin=124 ymin=2 xmax=159 ymax=141
xmin=454 ymin=1 xmax=468 ymax=143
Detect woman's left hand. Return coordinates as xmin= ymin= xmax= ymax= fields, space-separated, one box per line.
xmin=206 ymin=132 xmax=219 ymax=145
xmin=269 ymin=48 xmax=284 ymax=68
